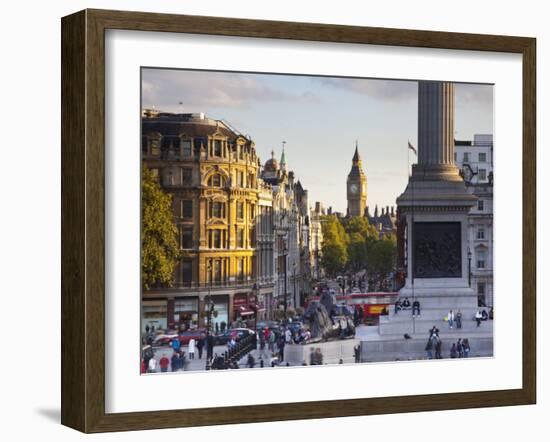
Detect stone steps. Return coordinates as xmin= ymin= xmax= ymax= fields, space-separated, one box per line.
xmin=360 ymin=336 xmax=493 ymax=362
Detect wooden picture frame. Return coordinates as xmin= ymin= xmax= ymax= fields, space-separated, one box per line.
xmin=61 ymin=8 xmax=536 ymax=433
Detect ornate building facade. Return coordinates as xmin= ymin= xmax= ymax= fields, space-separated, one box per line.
xmin=455 ymin=134 xmax=494 ymax=308
xmin=346 ymin=144 xmax=367 ymax=217
xmin=141 ymin=111 xmax=274 ymax=331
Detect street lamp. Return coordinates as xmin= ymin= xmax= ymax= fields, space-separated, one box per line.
xmin=293 ymin=262 xmax=297 ymax=309
xmin=467 ymin=247 xmax=472 ymax=288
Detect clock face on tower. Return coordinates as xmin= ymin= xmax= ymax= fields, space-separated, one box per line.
xmin=350 ymin=184 xmax=358 ymax=194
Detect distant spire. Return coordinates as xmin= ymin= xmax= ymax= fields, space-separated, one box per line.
xmin=353 ymin=140 xmax=360 ymax=162
xmin=280 ymin=141 xmax=287 ymax=170
xmin=374 ymin=204 xmax=379 ymax=218
xmin=271 ymin=149 xmax=275 ymax=159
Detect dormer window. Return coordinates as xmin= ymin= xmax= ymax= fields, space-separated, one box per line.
xmin=208 ymin=174 xmax=224 ymax=187
xmin=214 ymin=140 xmax=222 ymax=156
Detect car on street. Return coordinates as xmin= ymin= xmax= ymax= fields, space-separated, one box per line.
xmin=153 ymin=329 xmax=206 ymax=346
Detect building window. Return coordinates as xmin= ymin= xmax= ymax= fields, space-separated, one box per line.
xmin=211 ymin=201 xmax=225 ymax=219
xmin=210 ymin=230 xmax=222 ymax=249
xmin=479 ymin=152 xmax=487 ymax=162
xmin=477 ymin=199 xmax=484 ymax=211
xmin=478 ymin=282 xmax=486 ymax=295
xmin=463 ymin=152 xmax=470 ymax=163
xmin=239 ymin=145 xmax=244 ymax=160
xmin=236 ymin=171 xmax=244 ymax=187
xmin=237 ymin=228 xmax=244 ymax=248
xmin=194 ymin=137 xmax=206 ymax=151
xmin=142 ymin=136 xmax=148 ymax=155
xmin=237 ymin=201 xmax=244 ymax=219
xmin=179 ymin=168 xmax=192 ymax=185
xmin=172 ymin=138 xmax=180 ymax=158
xmin=213 ymin=260 xmax=222 ymax=282
xmin=181 ymin=200 xmax=193 ymax=219
xmin=249 ymin=204 xmax=255 ymax=221
xmin=209 ymin=174 xmax=223 ymax=187
xmin=182 ymin=140 xmax=192 ymax=157
xmin=477 ymin=228 xmax=485 ymax=240
xmin=479 ymin=169 xmax=487 ymax=181
xmin=236 ymin=258 xmax=244 ymax=281
xmin=150 ymin=138 xmax=160 ymax=156
xmin=180 ymin=227 xmax=193 ymax=249
xmin=476 ymin=250 xmax=486 ymax=269
xmin=181 ymin=260 xmax=193 ymax=284
xmin=214 ymin=140 xmax=222 ymax=156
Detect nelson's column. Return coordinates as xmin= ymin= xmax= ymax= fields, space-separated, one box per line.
xmin=360 ymin=81 xmax=493 ymax=361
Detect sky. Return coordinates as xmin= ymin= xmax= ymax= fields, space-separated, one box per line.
xmin=142 ymin=68 xmax=493 ymax=213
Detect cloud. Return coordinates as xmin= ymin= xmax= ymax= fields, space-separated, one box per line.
xmin=317 ymin=77 xmax=417 ymax=101
xmin=142 ymin=69 xmax=316 ymax=112
xmin=455 ymin=83 xmax=493 ymax=108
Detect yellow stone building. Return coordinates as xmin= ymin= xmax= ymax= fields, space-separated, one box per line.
xmin=141 ymin=110 xmax=273 ymax=332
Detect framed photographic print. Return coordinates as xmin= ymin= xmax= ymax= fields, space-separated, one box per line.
xmin=61 ymin=9 xmax=536 ymax=433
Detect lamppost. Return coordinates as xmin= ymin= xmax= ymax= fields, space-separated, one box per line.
xmin=467 ymin=247 xmax=472 ymax=288
xmin=283 ymin=247 xmax=288 ymax=313
xmin=204 ymin=262 xmax=215 ymax=370
xmin=292 ymin=262 xmax=297 ymax=309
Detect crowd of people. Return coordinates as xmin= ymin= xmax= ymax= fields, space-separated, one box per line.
xmin=425 ymin=326 xmax=472 ymax=360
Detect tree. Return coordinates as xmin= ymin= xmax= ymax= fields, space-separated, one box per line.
xmin=342 ymin=217 xmax=378 ymax=273
xmin=347 ymin=232 xmax=367 ymax=272
xmin=367 ymin=235 xmax=397 ymax=290
xmin=141 ymin=166 xmax=180 ymax=289
xmin=320 ymin=215 xmax=349 ymax=276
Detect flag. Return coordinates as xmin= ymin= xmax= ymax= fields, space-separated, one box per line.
xmin=408 ymin=141 xmax=417 ymax=155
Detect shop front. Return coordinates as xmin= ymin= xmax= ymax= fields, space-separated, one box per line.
xmin=141 ymin=299 xmax=168 ymax=333
xmin=173 ymin=297 xmax=199 ymax=330
xmin=210 ymin=295 xmax=229 ymax=334
xmin=233 ymin=292 xmax=261 ymax=328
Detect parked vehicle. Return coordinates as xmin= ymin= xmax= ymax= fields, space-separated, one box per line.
xmin=153 ymin=328 xmax=206 ymax=346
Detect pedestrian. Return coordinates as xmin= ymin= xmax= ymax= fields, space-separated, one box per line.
xmin=456 ymin=310 xmax=462 ymax=329
xmin=269 ymin=329 xmax=276 ymax=352
xmin=171 ymin=351 xmax=180 ymax=371
xmin=188 ymin=338 xmax=196 ymax=360
xmin=148 ymin=356 xmax=157 ymax=373
xmin=285 ymin=327 xmax=292 ymax=344
xmin=394 ymin=300 xmax=402 ymax=314
xmin=171 ymin=337 xmax=181 ymax=353
xmin=435 ymin=339 xmax=442 ymax=359
xmin=475 ymin=310 xmax=482 ymax=327
xmin=309 ymin=347 xmax=315 ymax=365
xmin=457 ymin=338 xmax=464 ymax=358
xmin=412 ymin=299 xmax=421 ymax=316
xmin=354 ymin=345 xmax=361 ymax=363
xmin=447 ymin=310 xmax=455 ymax=329
xmin=197 ymin=334 xmax=205 ymax=359
xmin=206 ymin=333 xmax=214 ymax=361
xmin=159 ymin=354 xmax=170 ymax=372
xmin=145 ymin=324 xmax=150 ymax=335
xmin=425 ymin=338 xmax=433 ymax=359
xmin=247 ymin=353 xmax=255 ymax=368
xmin=279 ymin=337 xmax=285 ymax=362
xmin=463 ymin=339 xmax=471 ymax=357
xmin=450 ymin=343 xmax=458 ymax=358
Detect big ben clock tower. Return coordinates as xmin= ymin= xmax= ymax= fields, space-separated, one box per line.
xmin=347 ymin=142 xmax=367 ymax=217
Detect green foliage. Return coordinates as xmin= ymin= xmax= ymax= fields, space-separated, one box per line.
xmin=320 ymin=215 xmax=397 ymax=281
xmin=141 ymin=166 xmax=180 ymax=289
xmin=367 ymin=234 xmax=397 ymax=282
xmin=320 ymin=215 xmax=349 ymax=276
